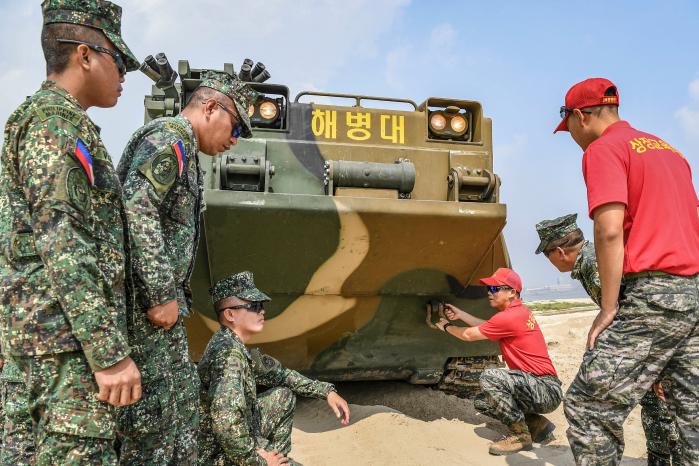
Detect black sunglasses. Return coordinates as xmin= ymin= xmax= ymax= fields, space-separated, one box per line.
xmin=57 ymin=38 xmax=126 ymax=76
xmin=220 ymin=302 xmax=265 ymax=314
xmin=214 ymin=101 xmax=243 ymax=138
xmin=486 ymin=285 xmax=513 ymax=294
xmin=559 ymin=106 xmax=593 ymax=119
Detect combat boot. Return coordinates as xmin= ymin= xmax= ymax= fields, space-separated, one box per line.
xmin=525 ymin=413 xmax=556 ymax=443
xmin=488 ymin=420 xmax=533 ymax=455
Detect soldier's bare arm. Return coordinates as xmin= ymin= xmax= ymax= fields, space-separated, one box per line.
xmin=436 ymin=318 xmax=487 ymax=342
xmin=589 ymin=202 xmax=625 ymax=350
xmin=444 ymin=303 xmax=486 ymax=327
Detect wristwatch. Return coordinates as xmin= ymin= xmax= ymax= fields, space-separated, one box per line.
xmin=442 ymin=322 xmax=453 ymax=332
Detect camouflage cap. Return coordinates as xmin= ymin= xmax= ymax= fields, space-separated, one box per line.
xmin=210 ymin=271 xmax=271 ymax=305
xmin=42 ymin=0 xmax=139 ymax=72
xmin=535 ymin=213 xmax=579 ymax=254
xmin=198 ymin=70 xmax=257 ymax=139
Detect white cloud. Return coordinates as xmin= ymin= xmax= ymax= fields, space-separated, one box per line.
xmin=675 ymin=78 xmax=699 ymax=142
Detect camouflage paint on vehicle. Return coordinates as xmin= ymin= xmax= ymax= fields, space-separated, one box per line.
xmin=143 ymin=60 xmax=510 ymax=386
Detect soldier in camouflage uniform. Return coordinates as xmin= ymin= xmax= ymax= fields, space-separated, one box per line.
xmin=535 ymin=213 xmax=682 ymax=465
xmin=198 ymin=271 xmax=351 ymax=466
xmin=116 ymin=71 xmax=257 ymax=464
xmin=0 ymin=1 xmax=142 ymax=464
xmin=437 ymin=268 xmax=562 ymax=455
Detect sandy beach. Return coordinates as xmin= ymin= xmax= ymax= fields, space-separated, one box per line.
xmin=289 ymin=309 xmax=647 ymax=465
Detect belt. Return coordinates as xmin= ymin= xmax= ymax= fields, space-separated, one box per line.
xmin=622 ymin=270 xmax=672 ymax=281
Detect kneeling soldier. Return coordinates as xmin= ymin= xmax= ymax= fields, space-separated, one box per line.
xmin=198 ymin=271 xmax=351 ymax=466
xmin=436 ymin=268 xmax=562 ymax=455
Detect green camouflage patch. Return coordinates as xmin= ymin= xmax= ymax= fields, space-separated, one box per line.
xmin=66 ymin=167 xmax=90 ymax=211
xmin=151 ymin=152 xmax=177 ymax=186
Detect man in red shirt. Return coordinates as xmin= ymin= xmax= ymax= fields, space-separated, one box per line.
xmin=436 ymin=268 xmax=562 ymax=455
xmin=555 ymin=78 xmax=699 ymax=466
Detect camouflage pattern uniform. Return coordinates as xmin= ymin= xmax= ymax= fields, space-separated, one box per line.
xmin=474 ymin=368 xmax=562 ymax=426
xmin=198 ymin=271 xmax=335 ymax=465
xmin=116 ymin=114 xmax=202 ymax=464
xmin=536 ymin=214 xmax=684 ymax=465
xmin=0 ymin=2 xmax=139 ymax=464
xmin=0 ymin=331 xmax=34 ymax=465
xmin=116 ymin=72 xmax=256 ymax=464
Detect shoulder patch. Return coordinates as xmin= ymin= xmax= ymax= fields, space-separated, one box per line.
xmin=66 ymin=166 xmax=91 ymax=211
xmin=73 ymin=138 xmax=95 ymax=186
xmin=35 ymin=105 xmax=83 ymax=127
xmin=151 ymin=151 xmax=178 ymax=186
xmin=172 ymin=139 xmax=186 ymax=176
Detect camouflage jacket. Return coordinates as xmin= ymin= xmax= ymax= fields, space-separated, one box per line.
xmin=0 ymin=81 xmax=130 ymax=372
xmin=116 ymin=115 xmax=201 ymax=315
xmin=571 ymin=240 xmax=601 ymax=306
xmin=198 ymin=327 xmax=335 ymax=465
xmin=0 ymin=323 xmax=23 ymax=382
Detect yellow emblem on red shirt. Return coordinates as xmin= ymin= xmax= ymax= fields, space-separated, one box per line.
xmin=526 ymin=313 xmax=536 ymax=330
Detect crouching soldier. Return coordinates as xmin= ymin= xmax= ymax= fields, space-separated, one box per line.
xmin=198 ymin=271 xmax=351 ymax=466
xmin=436 ymin=268 xmax=562 ymax=455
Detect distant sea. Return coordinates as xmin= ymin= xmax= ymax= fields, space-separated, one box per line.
xmin=522 ymin=281 xmax=589 ymax=302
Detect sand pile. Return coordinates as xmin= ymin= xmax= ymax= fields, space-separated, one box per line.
xmin=288 ymin=310 xmax=647 ymax=465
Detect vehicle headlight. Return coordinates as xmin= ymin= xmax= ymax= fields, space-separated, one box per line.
xmin=259 ymin=101 xmax=278 ymax=120
xmin=450 ymin=115 xmax=467 ymax=133
xmin=430 ymin=113 xmax=447 ymax=131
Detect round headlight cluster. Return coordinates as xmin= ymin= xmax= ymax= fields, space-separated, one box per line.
xmin=430 ymin=113 xmax=447 ymax=131
xmin=259 ymin=101 xmax=278 ymax=120
xmin=450 ymin=115 xmax=467 ymax=132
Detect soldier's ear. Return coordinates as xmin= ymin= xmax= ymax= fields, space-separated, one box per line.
xmin=76 ymin=44 xmax=92 ymax=71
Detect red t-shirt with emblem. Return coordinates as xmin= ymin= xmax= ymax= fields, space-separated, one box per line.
xmin=478 ymin=300 xmax=557 ymax=377
xmin=583 ymin=121 xmax=699 ymax=275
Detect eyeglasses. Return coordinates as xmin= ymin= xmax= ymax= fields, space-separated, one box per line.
xmin=57 ymin=39 xmax=126 ymax=76
xmin=559 ymin=106 xmax=593 ymax=119
xmin=486 ymin=285 xmax=513 ymax=294
xmin=219 ymin=302 xmax=265 ymax=314
xmin=214 ymin=101 xmax=243 ymax=138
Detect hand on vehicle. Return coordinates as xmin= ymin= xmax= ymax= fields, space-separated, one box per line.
xmin=435 ymin=318 xmax=450 ymax=332
xmin=586 ymin=307 xmax=617 ymax=350
xmin=327 ymin=391 xmax=351 ymax=425
xmin=146 ymin=299 xmax=179 ymax=329
xmin=94 ymin=356 xmax=142 ymax=407
xmin=257 ymin=449 xmax=289 ymax=466
xmin=444 ymin=303 xmax=464 ymax=321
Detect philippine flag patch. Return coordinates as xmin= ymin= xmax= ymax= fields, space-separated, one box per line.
xmin=172 ymin=140 xmax=186 ymax=176
xmin=74 ymin=138 xmax=94 ymax=186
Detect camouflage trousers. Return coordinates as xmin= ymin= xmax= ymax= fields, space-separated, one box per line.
xmin=1 ymin=364 xmax=35 ymax=465
xmin=639 ymin=390 xmax=682 ymax=465
xmin=14 ymin=351 xmax=117 ymax=466
xmin=254 ymin=386 xmax=297 ymax=456
xmin=564 ymin=273 xmax=699 ymax=466
xmin=118 ymin=315 xmax=199 ymax=465
xmin=474 ymin=368 xmax=563 ymax=426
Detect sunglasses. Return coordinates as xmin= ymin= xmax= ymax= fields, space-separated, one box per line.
xmin=215 ymin=101 xmax=243 ymax=138
xmin=223 ymin=302 xmax=265 ymax=314
xmin=486 ymin=285 xmax=513 ymax=294
xmin=57 ymin=39 xmax=126 ymax=76
xmin=559 ymin=106 xmax=593 ymax=119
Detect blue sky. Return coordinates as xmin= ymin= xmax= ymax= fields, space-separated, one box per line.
xmin=1 ymin=0 xmax=698 ymax=288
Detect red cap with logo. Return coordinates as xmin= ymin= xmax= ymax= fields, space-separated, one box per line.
xmin=554 ymin=78 xmax=620 ymax=133
xmin=479 ymin=267 xmax=523 ymax=293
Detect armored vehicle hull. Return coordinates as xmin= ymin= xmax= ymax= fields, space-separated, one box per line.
xmin=143 ymin=60 xmax=510 ymax=393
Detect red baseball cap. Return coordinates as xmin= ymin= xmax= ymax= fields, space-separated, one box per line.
xmin=479 ymin=268 xmax=523 ymax=292
xmin=554 ymin=78 xmax=620 ymax=133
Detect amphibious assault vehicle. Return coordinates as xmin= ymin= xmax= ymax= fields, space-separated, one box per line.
xmin=141 ymin=55 xmax=510 ymax=395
